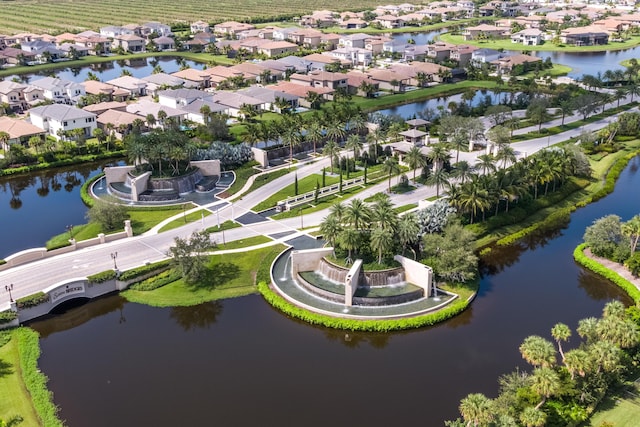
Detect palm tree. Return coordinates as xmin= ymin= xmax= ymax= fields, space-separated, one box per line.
xmin=326 ymin=119 xmax=346 ymax=146
xmin=319 ymin=215 xmax=342 ymax=249
xmin=396 ymin=213 xmax=419 ymax=256
xmin=475 ymin=154 xmax=496 ymax=175
xmin=563 ymin=348 xmax=590 ymax=380
xmin=558 ymin=100 xmax=574 ymax=126
xmin=305 ymin=90 xmax=322 ymax=109
xmin=625 ymin=81 xmax=640 ymax=102
xmin=614 ymin=88 xmax=627 ymax=108
xmin=530 ymin=367 xmax=561 ymax=409
xmin=451 ymin=160 xmax=475 ymax=184
xmin=305 ymin=119 xmax=324 ymax=156
xmin=382 ymin=157 xmax=400 ymax=191
xmin=520 ymin=406 xmax=547 ymax=427
xmin=405 ymin=146 xmax=427 ymax=182
xmin=426 ymin=143 xmax=450 ymax=172
xmin=280 ymin=116 xmax=303 ymax=167
xmin=622 ymin=214 xmax=640 ymax=254
xmin=344 ymin=198 xmax=371 ymax=231
xmin=371 ymin=201 xmax=397 ymax=231
xmin=329 ymin=202 xmax=346 ymax=222
xmin=339 ymin=228 xmax=360 ymax=264
xmin=366 ymin=127 xmax=385 ymax=163
xmin=551 ymin=323 xmax=571 ymax=361
xmin=449 ymin=132 xmax=468 ymax=164
xmin=323 ymin=140 xmax=340 ymax=172
xmin=426 ymin=167 xmax=450 ymax=198
xmin=519 ymin=336 xmax=556 ymax=368
xmin=458 ymin=393 xmax=494 ymax=427
xmin=345 ymin=134 xmax=363 ymax=162
xmin=495 ymin=144 xmax=517 ymax=169
xmin=458 ymin=179 xmax=490 ymax=224
xmin=370 ymin=228 xmax=394 ymax=264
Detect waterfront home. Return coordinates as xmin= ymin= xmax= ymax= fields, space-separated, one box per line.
xmin=74 ymin=35 xmax=111 ymax=55
xmin=152 ymin=36 xmax=175 ymax=51
xmin=403 ymin=44 xmax=430 ymax=62
xmin=0 ymin=80 xmax=28 ymax=112
xmin=326 ymin=47 xmax=372 ymax=67
xmin=82 ymin=80 xmax=129 ymax=102
xmin=0 ymin=116 xmax=45 ymax=148
xmin=290 ymin=70 xmax=348 ymax=90
xmin=96 ymin=109 xmax=145 ymax=137
xmin=30 ymin=77 xmax=85 ymax=104
xmin=511 ymin=29 xmax=544 ymax=46
xmin=238 ymin=86 xmax=299 ymax=113
xmin=171 ymin=68 xmax=211 ymax=89
xmin=105 ymin=76 xmax=148 ymax=97
xmin=112 ymin=34 xmax=146 ymax=53
xmin=29 ymin=104 xmax=97 ymax=139
xmin=142 ymin=73 xmax=192 ymax=95
xmin=271 ymin=82 xmax=334 ymax=106
xmin=59 ymin=43 xmax=90 ymax=58
xmin=391 ymin=61 xmax=452 ymax=84
xmin=257 ymin=41 xmax=299 ymax=57
xmin=471 ymin=48 xmax=503 ymax=64
xmin=340 ymin=18 xmax=368 ymax=30
xmin=383 ymin=39 xmax=410 ymax=54
xmin=560 ymin=26 xmax=609 ymax=46
xmin=345 ymin=73 xmax=379 ymax=96
xmin=21 ymin=40 xmax=65 ymax=61
xmin=158 ymin=88 xmax=214 ymax=109
xmin=358 ymin=68 xmax=409 ymax=92
xmin=0 ymin=47 xmax=37 ymax=65
xmin=493 ymin=53 xmax=542 ymax=74
xmin=125 ymin=100 xmax=186 ymax=127
xmin=375 ymin=15 xmax=405 ymax=29
xmin=82 ymin=101 xmax=128 ymax=116
xmin=141 ymin=22 xmax=173 ymax=38
xmin=463 ymin=24 xmax=507 ymax=41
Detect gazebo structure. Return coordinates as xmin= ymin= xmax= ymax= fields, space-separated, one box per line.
xmin=405 ymin=118 xmax=430 ymax=130
xmin=399 ymin=128 xmax=428 ymax=146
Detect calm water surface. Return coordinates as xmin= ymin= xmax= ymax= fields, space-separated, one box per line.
xmin=27 ymin=157 xmax=640 ymax=426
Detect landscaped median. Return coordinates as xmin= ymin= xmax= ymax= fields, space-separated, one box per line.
xmin=573 ymin=243 xmax=640 ymax=303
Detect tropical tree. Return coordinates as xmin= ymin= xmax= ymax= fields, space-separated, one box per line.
xmin=426 ymin=167 xmax=450 ymax=198
xmin=426 ymin=143 xmax=450 ymax=171
xmin=519 ymin=406 xmax=546 ymax=427
xmin=495 ymin=144 xmax=517 ymax=169
xmin=475 ymin=154 xmax=496 ymax=175
xmin=339 ymin=228 xmax=360 ymax=264
xmin=558 ymin=100 xmax=574 ymax=126
xmin=305 ymin=90 xmax=323 ymax=109
xmin=529 ymin=367 xmax=561 ymax=409
xmin=345 ymin=134 xmax=363 ymax=161
xmin=526 ymin=98 xmax=551 ymax=131
xmin=451 ymin=161 xmax=475 ymax=184
xmin=382 ymin=157 xmax=400 ymax=191
xmin=551 ymin=323 xmax=571 ymax=361
xmin=458 ymin=393 xmax=494 ymax=427
xmin=344 ymin=198 xmax=371 ymax=231
xmin=370 ymin=228 xmax=394 ymax=263
xmin=457 ymin=178 xmax=490 ymax=224
xmin=563 ymin=348 xmax=590 ymax=380
xmin=319 ymin=214 xmax=342 ymax=249
xmin=519 ymin=335 xmax=556 ymax=368
xmin=405 ymin=145 xmax=427 ymax=181
xmin=622 ymin=214 xmax=640 ymax=254
xmin=305 ymin=118 xmax=324 ymax=156
xmin=323 ymin=140 xmax=340 ymax=172
xmin=397 ymin=213 xmax=419 ymax=256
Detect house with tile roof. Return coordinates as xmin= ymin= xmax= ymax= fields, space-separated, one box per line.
xmin=29 ymin=104 xmax=97 ymax=139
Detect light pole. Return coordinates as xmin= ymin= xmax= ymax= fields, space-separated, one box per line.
xmin=299 ymin=208 xmax=304 ymax=229
xmin=111 ymin=252 xmax=118 ymax=270
xmin=5 ymin=283 xmax=14 ymax=303
xmin=66 ymin=224 xmax=74 ymax=239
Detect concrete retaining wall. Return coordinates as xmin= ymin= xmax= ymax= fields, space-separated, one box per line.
xmin=191 ymin=159 xmax=221 ymax=176
xmin=344 ymin=260 xmax=362 ymax=307
xmin=251 ymin=147 xmax=269 ymax=168
xmin=104 ymin=165 xmax=135 ymax=185
xmin=130 ymin=171 xmax=151 ymax=201
xmin=290 ymin=247 xmax=333 ymax=277
xmin=394 ymin=255 xmax=433 ymax=297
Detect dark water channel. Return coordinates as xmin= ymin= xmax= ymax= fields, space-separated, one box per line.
xmin=22 ymin=156 xmax=640 ymax=426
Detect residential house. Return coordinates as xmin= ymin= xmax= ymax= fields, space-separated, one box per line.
xmin=125 ymin=99 xmax=186 ymax=128
xmin=256 ymin=59 xmax=293 ymax=80
xmin=142 ymin=73 xmax=192 ymax=96
xmin=471 ymin=48 xmax=503 ymax=64
xmin=511 ymin=28 xmax=544 ymax=46
xmin=290 ymin=70 xmax=348 ymax=90
xmin=299 ymin=10 xmax=336 ymax=28
xmin=450 ymin=44 xmax=478 ymax=66
xmin=21 ymin=40 xmax=65 ymax=61
xmin=0 ymin=80 xmax=28 ymax=112
xmin=82 ymin=101 xmax=128 ymax=116
xmin=320 ymin=33 xmax=341 ymax=50
xmin=0 ymin=47 xmax=36 ymax=65
xmin=257 ymin=41 xmax=299 ymax=57
xmin=275 ymin=56 xmax=311 ymax=73
xmin=29 ymin=104 xmax=97 ymax=139
xmin=493 ymin=53 xmax=542 ymax=74
xmin=213 ymin=21 xmax=255 ymax=37
xmin=339 ymin=33 xmax=370 ymax=49
xmin=272 ymin=27 xmax=298 ymax=42
xmin=152 ymin=36 xmax=175 ymax=51
xmin=211 ymin=91 xmax=264 ymax=118
xmin=399 ymin=128 xmax=427 ymax=146
xmin=23 ymin=86 xmax=45 ymax=107
xmin=426 ymin=41 xmax=454 ymax=62
xmin=105 ymin=76 xmax=148 ymax=97
xmin=99 ymin=26 xmax=127 ymax=38
xmin=142 ymin=22 xmax=173 ymax=38
xmin=112 ymin=34 xmax=145 ymax=52
xmin=158 ymin=88 xmax=214 ymax=109
xmin=75 ymin=35 xmax=111 ymax=55
xmin=288 ymin=28 xmax=324 ymax=48
xmin=0 ymin=116 xmax=45 ymax=148
xmin=238 ymin=27 xmax=276 ymax=40
xmin=238 ymin=86 xmax=299 ymax=113
xmin=383 ymin=39 xmax=410 ymax=54
xmin=357 ymin=68 xmax=409 ymax=92
xmin=96 ymin=109 xmax=145 ymax=138
xmin=180 ymin=98 xmax=228 ymax=124
xmin=340 ymin=18 xmax=368 ymax=30
xmin=365 ymin=37 xmax=388 ymax=55
xmin=463 ymin=24 xmax=507 ymax=41
xmin=403 ymin=44 xmax=430 ymax=62
xmin=560 ymin=26 xmax=609 ymax=46
xmin=171 ymin=68 xmax=211 ymax=89
xmin=82 ymin=80 xmax=130 ymax=102
xmin=230 ymin=62 xmax=272 ymax=82
xmin=326 ymin=47 xmax=372 ymax=66
xmin=344 ymin=72 xmax=379 ymax=97
xmin=391 ymin=62 xmax=452 ymax=84
xmin=191 ymin=20 xmax=211 ymax=34
xmin=31 ymin=77 xmax=85 ymax=104
xmin=302 ymin=53 xmax=349 ymax=71
xmin=122 ymin=24 xmax=143 ymax=37
xmin=271 ymin=81 xmax=334 ymax=106
xmin=59 ymin=43 xmax=90 ymax=58
xmin=375 ymin=15 xmax=405 ymax=29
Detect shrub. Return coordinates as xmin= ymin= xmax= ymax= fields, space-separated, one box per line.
xmin=86 ymin=270 xmax=117 ymax=284
xmin=118 ymin=259 xmax=173 ymax=282
xmin=80 ymin=173 xmax=103 ymax=207
xmin=16 ymin=292 xmax=50 ymax=309
xmin=0 ymin=310 xmax=17 ymax=324
xmin=129 ymin=269 xmax=180 ymax=291
xmin=625 ymin=252 xmax=640 ymax=277
xmin=0 ymin=259 xmax=6 ymax=265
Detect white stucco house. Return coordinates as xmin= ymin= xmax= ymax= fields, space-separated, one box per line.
xmin=29 ymin=104 xmax=97 ymax=140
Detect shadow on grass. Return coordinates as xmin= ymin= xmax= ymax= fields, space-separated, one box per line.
xmin=193 ymin=262 xmax=241 ymax=289
xmin=0 ymin=358 xmax=14 ymax=378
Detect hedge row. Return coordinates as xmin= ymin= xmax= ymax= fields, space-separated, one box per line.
xmin=496 ymin=150 xmax=640 ymax=247
xmin=0 ymin=259 xmax=5 ymax=265
xmin=257 ymin=281 xmax=472 ymax=332
xmin=86 ymin=270 xmax=117 ymax=284
xmin=573 ymin=244 xmax=640 ymax=304
xmin=118 ymin=259 xmax=173 ymax=282
xmin=0 ymin=310 xmax=17 ymax=324
xmin=129 ymin=269 xmax=181 ymax=291
xmin=80 ymin=173 xmax=103 ymax=207
xmin=15 ymin=328 xmax=64 ymax=427
xmin=0 ymin=151 xmax=126 ymax=178
xmin=16 ymin=292 xmax=50 ymax=309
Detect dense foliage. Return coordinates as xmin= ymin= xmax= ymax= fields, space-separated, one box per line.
xmin=168 ymin=230 xmax=214 ymax=283
xmin=86 ymin=270 xmax=117 ymax=284
xmin=15 ymin=292 xmax=49 ymax=309
xmin=193 ymin=141 xmax=253 ymax=168
xmin=583 ymin=214 xmax=640 ymax=270
xmin=85 ymin=195 xmax=129 ymax=231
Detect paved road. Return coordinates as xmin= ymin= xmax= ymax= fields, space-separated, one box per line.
xmin=0 ymin=94 xmax=631 ymax=309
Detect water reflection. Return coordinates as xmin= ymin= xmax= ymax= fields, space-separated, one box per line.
xmin=577 ymin=269 xmax=631 ymax=302
xmin=323 ymin=329 xmax=391 ymax=349
xmin=169 ymin=301 xmax=223 ymax=331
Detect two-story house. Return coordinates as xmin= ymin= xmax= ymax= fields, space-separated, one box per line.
xmin=0 ymin=81 xmax=28 ymax=112
xmin=30 ymin=77 xmax=85 ymax=104
xmin=29 ymin=104 xmax=97 ymax=139
xmin=112 ymin=34 xmax=146 ymax=52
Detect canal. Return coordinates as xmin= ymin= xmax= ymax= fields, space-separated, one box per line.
xmin=22 ymin=156 xmax=640 ymax=426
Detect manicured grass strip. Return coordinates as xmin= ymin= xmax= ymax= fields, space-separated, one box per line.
xmin=586 ymin=390 xmax=640 ymax=427
xmin=440 ymin=32 xmax=640 ymax=52
xmin=520 ymin=63 xmax=572 ymax=78
xmin=0 ymin=329 xmax=42 ymax=427
xmin=258 ymin=279 xmax=477 ymax=332
xmin=128 ymin=205 xmax=195 ymax=235
xmin=214 ymin=235 xmax=271 ymax=250
xmin=252 ymin=172 xmax=340 ymax=212
xmin=394 ymin=203 xmax=418 ymax=214
xmin=241 ymin=167 xmax=291 ymax=198
xmin=122 ymin=245 xmax=286 ymax=307
xmin=46 ymin=222 xmax=102 ymax=250
xmin=158 ymin=210 xmax=212 ymax=233
xmin=223 ymin=163 xmax=260 ymax=197
xmin=573 ymin=243 xmax=640 ymax=303
xmin=205 ymin=220 xmax=241 ymax=233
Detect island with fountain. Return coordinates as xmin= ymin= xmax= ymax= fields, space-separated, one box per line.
xmin=265 ymin=197 xmax=477 ymax=329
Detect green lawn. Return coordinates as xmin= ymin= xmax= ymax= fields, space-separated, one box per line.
xmin=46 ymin=222 xmax=102 ymax=250
xmin=440 ymin=33 xmax=640 ymax=52
xmin=0 ymin=330 xmax=41 ymax=427
xmin=205 ymin=220 xmax=241 ymax=233
xmin=252 ymin=171 xmax=341 ymax=212
xmin=121 ymin=245 xmax=285 ymax=307
xmin=586 ymin=387 xmax=640 ymax=426
xmin=158 ymin=210 xmax=212 ymax=233
xmin=214 ymin=235 xmax=271 ymax=250
xmin=240 ymin=167 xmax=291 ymax=199
xmin=520 ymin=63 xmax=572 ymax=78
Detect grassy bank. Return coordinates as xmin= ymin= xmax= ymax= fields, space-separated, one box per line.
xmin=121 ymin=244 xmax=285 ymax=307
xmin=158 ymin=210 xmax=212 ymax=233
xmin=440 ymin=33 xmax=640 ymax=52
xmin=475 ymin=140 xmax=640 ymax=248
xmin=0 ymin=328 xmax=62 ymax=427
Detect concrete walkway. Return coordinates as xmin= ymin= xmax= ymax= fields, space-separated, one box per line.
xmin=584 ymin=248 xmax=640 ymax=292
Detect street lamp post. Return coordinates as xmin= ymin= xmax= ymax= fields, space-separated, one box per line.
xmin=111 ymin=252 xmax=118 ymax=270
xmin=5 ymin=283 xmax=14 ymax=303
xmin=66 ymin=224 xmax=74 ymax=239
